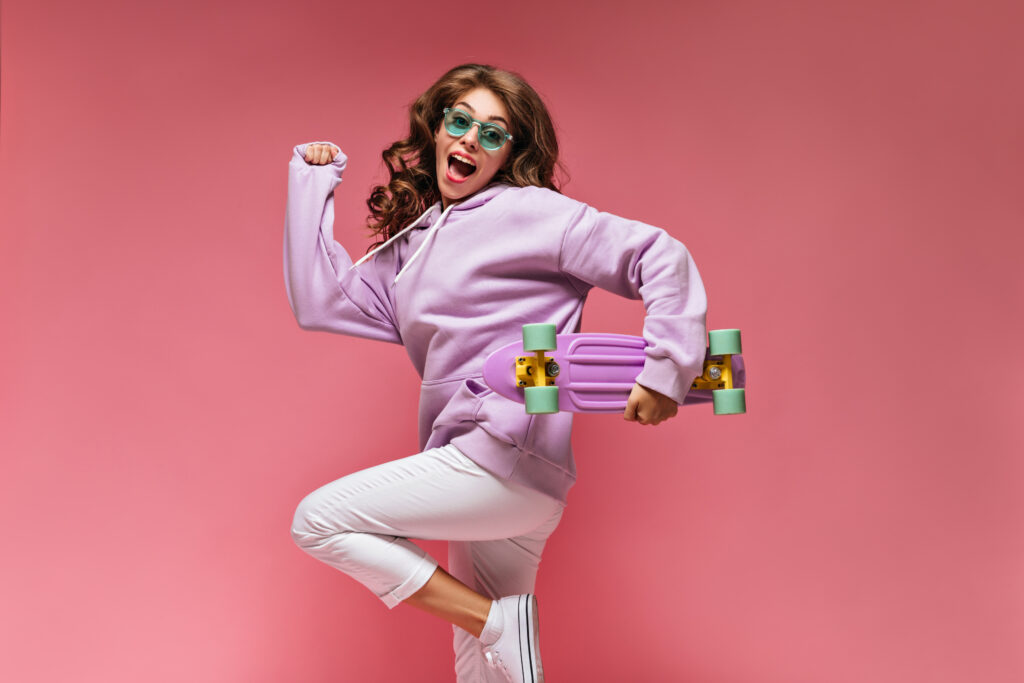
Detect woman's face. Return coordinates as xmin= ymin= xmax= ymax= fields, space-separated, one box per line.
xmin=434 ymin=87 xmax=513 ymax=209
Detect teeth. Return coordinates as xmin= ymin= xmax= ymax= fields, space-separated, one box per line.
xmin=450 ymin=153 xmax=476 ymax=168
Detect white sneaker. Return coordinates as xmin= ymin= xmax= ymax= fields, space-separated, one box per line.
xmin=482 ymin=594 xmax=544 ymax=683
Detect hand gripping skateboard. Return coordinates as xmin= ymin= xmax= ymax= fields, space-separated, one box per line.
xmin=482 ymin=324 xmax=746 ymax=415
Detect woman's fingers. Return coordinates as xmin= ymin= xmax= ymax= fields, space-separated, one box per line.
xmin=624 ymin=395 xmax=639 ymax=422
xmin=624 ymin=383 xmax=678 ymax=425
xmin=303 ymin=143 xmax=339 ymax=165
xmin=624 ymin=385 xmax=648 ymax=423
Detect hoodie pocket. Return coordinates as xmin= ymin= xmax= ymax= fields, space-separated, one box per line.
xmin=468 ymin=377 xmax=535 ymax=447
xmin=431 ymin=377 xmax=533 ymax=448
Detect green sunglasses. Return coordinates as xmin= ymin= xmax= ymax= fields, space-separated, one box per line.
xmin=442 ymin=108 xmax=514 ymax=151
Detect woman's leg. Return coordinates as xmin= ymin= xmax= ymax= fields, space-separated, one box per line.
xmin=448 ymin=506 xmax=565 ymax=683
xmin=290 ymin=443 xmax=563 ymax=613
xmin=403 ymin=565 xmax=493 ymax=637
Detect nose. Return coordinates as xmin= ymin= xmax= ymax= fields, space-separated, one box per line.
xmin=460 ymin=123 xmax=480 ymax=149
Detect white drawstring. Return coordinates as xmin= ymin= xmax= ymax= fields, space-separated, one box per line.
xmin=392 ymin=202 xmax=455 ymax=285
xmin=349 ymin=202 xmax=440 ymax=271
xmin=347 ymin=201 xmax=454 ymax=286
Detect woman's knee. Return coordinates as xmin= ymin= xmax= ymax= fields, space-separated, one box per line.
xmin=290 ymin=488 xmax=347 ymax=550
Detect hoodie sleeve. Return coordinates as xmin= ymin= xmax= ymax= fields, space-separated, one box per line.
xmin=558 ymin=204 xmax=708 ymax=404
xmin=283 ymin=142 xmax=401 ymax=344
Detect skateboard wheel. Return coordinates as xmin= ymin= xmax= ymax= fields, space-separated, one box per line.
xmin=708 ymin=329 xmax=742 ymax=356
xmin=525 ymin=386 xmax=559 ymax=414
xmin=522 ymin=324 xmax=557 ymax=351
xmin=712 ymin=388 xmax=746 ymax=415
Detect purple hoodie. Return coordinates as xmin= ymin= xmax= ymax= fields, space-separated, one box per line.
xmin=284 ymin=142 xmax=708 ymax=504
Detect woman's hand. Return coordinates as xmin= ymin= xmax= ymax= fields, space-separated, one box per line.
xmin=303 ymin=143 xmax=341 ymax=165
xmin=624 ymin=383 xmax=678 ymax=426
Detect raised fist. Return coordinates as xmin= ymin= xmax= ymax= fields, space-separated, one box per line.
xmin=303 ymin=143 xmax=340 ymax=165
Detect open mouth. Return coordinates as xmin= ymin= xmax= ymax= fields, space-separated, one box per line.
xmin=446 ymin=153 xmax=477 ymax=183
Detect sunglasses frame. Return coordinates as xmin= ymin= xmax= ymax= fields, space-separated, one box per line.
xmin=441 ymin=108 xmax=514 ymax=151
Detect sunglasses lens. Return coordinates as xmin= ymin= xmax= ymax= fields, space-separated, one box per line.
xmin=445 ymin=109 xmax=472 ymax=135
xmin=479 ymin=125 xmax=506 ymax=150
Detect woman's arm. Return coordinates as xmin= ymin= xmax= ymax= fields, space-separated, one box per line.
xmin=283 ymin=142 xmax=402 ymax=344
xmin=559 ymin=204 xmax=708 ymax=414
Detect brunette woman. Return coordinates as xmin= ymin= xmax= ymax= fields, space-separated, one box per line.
xmin=285 ymin=63 xmax=707 ymax=682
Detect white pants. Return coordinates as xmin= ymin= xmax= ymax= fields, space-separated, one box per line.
xmin=290 ymin=444 xmax=566 ymax=682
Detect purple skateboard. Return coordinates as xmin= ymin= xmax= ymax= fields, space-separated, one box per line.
xmin=482 ymin=331 xmax=747 ymax=414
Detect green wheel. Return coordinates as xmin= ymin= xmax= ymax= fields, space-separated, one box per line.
xmin=712 ymin=388 xmax=746 ymax=415
xmin=708 ymin=329 xmax=742 ymax=356
xmin=523 ymin=323 xmax=557 ymax=352
xmin=525 ymin=386 xmax=560 ymax=414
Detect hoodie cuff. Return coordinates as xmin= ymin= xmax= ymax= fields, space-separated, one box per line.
xmin=635 ymin=355 xmax=696 ymax=405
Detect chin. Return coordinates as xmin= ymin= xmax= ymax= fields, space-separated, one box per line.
xmin=440 ymin=178 xmax=484 ymax=205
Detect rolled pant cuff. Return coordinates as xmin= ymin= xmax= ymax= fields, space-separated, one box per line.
xmin=380 ymin=554 xmax=440 ymax=609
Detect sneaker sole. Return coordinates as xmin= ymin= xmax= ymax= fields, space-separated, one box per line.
xmin=518 ymin=594 xmax=543 ymax=683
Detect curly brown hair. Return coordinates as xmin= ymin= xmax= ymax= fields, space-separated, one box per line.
xmin=365 ymin=64 xmax=564 ymax=248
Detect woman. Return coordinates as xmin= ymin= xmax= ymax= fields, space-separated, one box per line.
xmin=285 ymin=63 xmax=708 ymax=682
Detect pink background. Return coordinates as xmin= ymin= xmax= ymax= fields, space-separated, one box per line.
xmin=2 ymin=0 xmax=1021 ymax=681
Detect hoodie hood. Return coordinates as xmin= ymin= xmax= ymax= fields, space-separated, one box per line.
xmin=444 ymin=182 xmax=510 ymax=214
